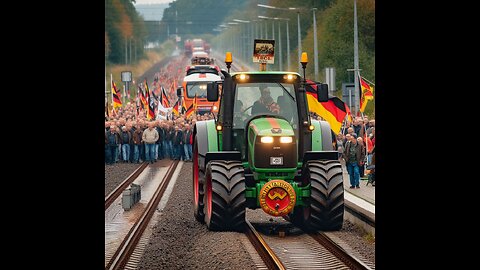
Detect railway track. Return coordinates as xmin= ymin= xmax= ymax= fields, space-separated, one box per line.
xmin=246 ymin=220 xmax=372 ymax=270
xmin=105 ymin=162 xmax=148 ymax=210
xmin=105 ymin=160 xmax=179 ymax=270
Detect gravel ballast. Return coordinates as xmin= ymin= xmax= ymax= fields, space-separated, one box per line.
xmin=105 ymin=162 xmax=142 ymax=196
xmin=132 ymin=162 xmax=374 ymax=268
xmin=137 ymin=163 xmax=256 ymax=270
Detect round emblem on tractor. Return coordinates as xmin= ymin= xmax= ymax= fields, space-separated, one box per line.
xmin=259 ymin=180 xmax=296 ymax=217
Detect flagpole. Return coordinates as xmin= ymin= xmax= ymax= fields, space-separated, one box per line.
xmin=136 ymin=83 xmax=139 ymax=120
xmin=353 ymin=0 xmax=360 ymax=115
xmin=340 ymin=114 xmax=348 ymax=135
xmin=111 ymin=73 xmax=114 ymax=116
xmin=361 ymin=76 xmax=375 ymax=86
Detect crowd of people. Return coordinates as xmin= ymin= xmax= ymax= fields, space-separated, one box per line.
xmin=334 ymin=116 xmax=376 ymax=188
xmin=105 ymin=105 xmax=215 ymax=165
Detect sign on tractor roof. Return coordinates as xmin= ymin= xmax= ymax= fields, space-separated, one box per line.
xmin=253 ymin=39 xmax=275 ymax=64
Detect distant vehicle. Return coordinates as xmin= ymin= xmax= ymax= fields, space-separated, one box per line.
xmin=185 ymin=65 xmax=221 ymax=76
xmin=191 ymin=51 xmax=214 ymax=65
xmin=181 ymin=72 xmax=222 ymax=115
xmin=184 ymin=38 xmax=211 ymax=57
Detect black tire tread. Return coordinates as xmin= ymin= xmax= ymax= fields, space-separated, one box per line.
xmin=205 ymin=160 xmax=246 ymax=231
xmin=305 ymin=160 xmax=344 ymax=231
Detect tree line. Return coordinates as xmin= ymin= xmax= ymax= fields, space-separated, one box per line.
xmin=106 ymin=0 xmax=147 ymax=64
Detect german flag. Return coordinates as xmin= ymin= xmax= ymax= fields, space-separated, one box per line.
xmin=181 ymin=97 xmax=187 ymax=115
xmin=305 ymin=80 xmax=348 ymax=134
xmin=193 ymin=94 xmax=198 ymax=113
xmin=359 ymin=75 xmax=374 ymax=113
xmin=146 ymin=81 xmax=155 ymax=120
xmin=172 ymin=99 xmax=179 ymax=116
xmin=185 ymin=95 xmax=196 ymax=118
xmin=139 ymin=85 xmax=147 ymax=110
xmin=161 ymin=86 xmax=170 ymax=108
xmin=112 ymin=80 xmax=122 ymax=108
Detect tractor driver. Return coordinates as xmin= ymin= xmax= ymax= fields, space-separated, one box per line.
xmin=251 ymin=86 xmax=280 ymax=115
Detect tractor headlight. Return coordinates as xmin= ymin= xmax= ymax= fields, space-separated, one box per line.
xmin=260 ymin=136 xmax=274 ymax=143
xmin=238 ymin=74 xmax=249 ymax=81
xmin=279 ymin=136 xmax=293 ymax=143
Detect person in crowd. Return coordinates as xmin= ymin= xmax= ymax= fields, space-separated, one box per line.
xmin=366 ymin=120 xmax=375 ymax=136
xmin=357 ymin=136 xmax=367 ymax=177
xmin=120 ymin=126 xmax=132 ymax=162
xmin=127 ymin=122 xmax=135 ymax=163
xmin=343 ymin=133 xmax=365 ymax=189
xmin=353 ymin=118 xmax=365 ymax=138
xmin=183 ymin=124 xmax=193 ymax=161
xmin=156 ymin=120 xmax=165 ymax=160
xmin=132 ymin=123 xmax=143 ymax=163
xmin=142 ymin=122 xmax=159 ymax=164
xmin=365 ymin=132 xmax=374 ymax=165
xmin=166 ymin=121 xmax=175 ymax=159
xmin=106 ymin=125 xmax=120 ymax=165
xmin=346 ymin=127 xmax=355 ymax=137
xmin=336 ymin=133 xmax=345 ymax=161
xmin=172 ymin=125 xmax=183 ymax=160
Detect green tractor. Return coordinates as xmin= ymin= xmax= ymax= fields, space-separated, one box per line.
xmin=192 ymin=53 xmax=344 ymax=232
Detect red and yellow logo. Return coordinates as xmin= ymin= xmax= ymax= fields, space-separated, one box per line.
xmin=259 ymin=180 xmax=296 ymax=217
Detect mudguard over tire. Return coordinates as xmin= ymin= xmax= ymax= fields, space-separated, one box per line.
xmin=204 ymin=160 xmax=246 ymax=231
xmin=303 ymin=160 xmax=344 ymax=231
xmin=193 ymin=137 xmax=205 ymax=223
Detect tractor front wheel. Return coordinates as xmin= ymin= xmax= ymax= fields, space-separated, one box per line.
xmin=204 ymin=161 xmax=246 ymax=231
xmin=304 ymin=160 xmax=344 ymax=231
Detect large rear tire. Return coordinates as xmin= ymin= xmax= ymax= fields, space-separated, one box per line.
xmin=193 ymin=137 xmax=205 ymax=223
xmin=204 ymin=161 xmax=246 ymax=231
xmin=304 ymin=160 xmax=344 ymax=231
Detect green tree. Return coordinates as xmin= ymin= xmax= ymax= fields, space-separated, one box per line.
xmin=105 ymin=0 xmax=147 ymax=64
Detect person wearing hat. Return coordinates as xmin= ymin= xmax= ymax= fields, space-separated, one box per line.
xmin=252 ymin=86 xmax=280 ymax=115
xmin=343 ymin=133 xmax=365 ymax=188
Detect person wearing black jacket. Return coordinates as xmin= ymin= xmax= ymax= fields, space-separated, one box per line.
xmin=172 ymin=125 xmax=183 ymax=160
xmin=183 ymin=124 xmax=193 ymax=161
xmin=156 ymin=121 xmax=165 ymax=160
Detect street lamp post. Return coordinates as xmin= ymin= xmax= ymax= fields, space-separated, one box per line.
xmin=286 ymin=20 xmax=290 ymax=71
xmin=312 ymin=8 xmax=319 ymax=81
xmin=278 ymin=21 xmax=282 ymax=70
xmin=233 ymin=19 xmax=251 ymax=65
xmin=257 ymin=4 xmax=315 ymax=75
xmin=353 ymin=0 xmax=360 ymax=114
xmin=259 ymin=15 xmax=290 ymax=71
xmin=297 ymin=12 xmax=302 ymax=74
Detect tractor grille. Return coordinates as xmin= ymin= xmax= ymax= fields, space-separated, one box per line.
xmin=253 ymin=138 xmax=297 ymax=168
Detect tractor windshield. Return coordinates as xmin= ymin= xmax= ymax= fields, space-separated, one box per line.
xmin=233 ymin=82 xmax=298 ymax=129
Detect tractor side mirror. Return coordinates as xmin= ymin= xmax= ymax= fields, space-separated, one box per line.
xmin=317 ymin=83 xmax=329 ymax=102
xmin=177 ymin=87 xmax=183 ymax=97
xmin=207 ymin=82 xmax=219 ymax=101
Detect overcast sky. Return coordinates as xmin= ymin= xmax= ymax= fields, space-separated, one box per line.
xmin=134 ymin=0 xmax=173 ymax=4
